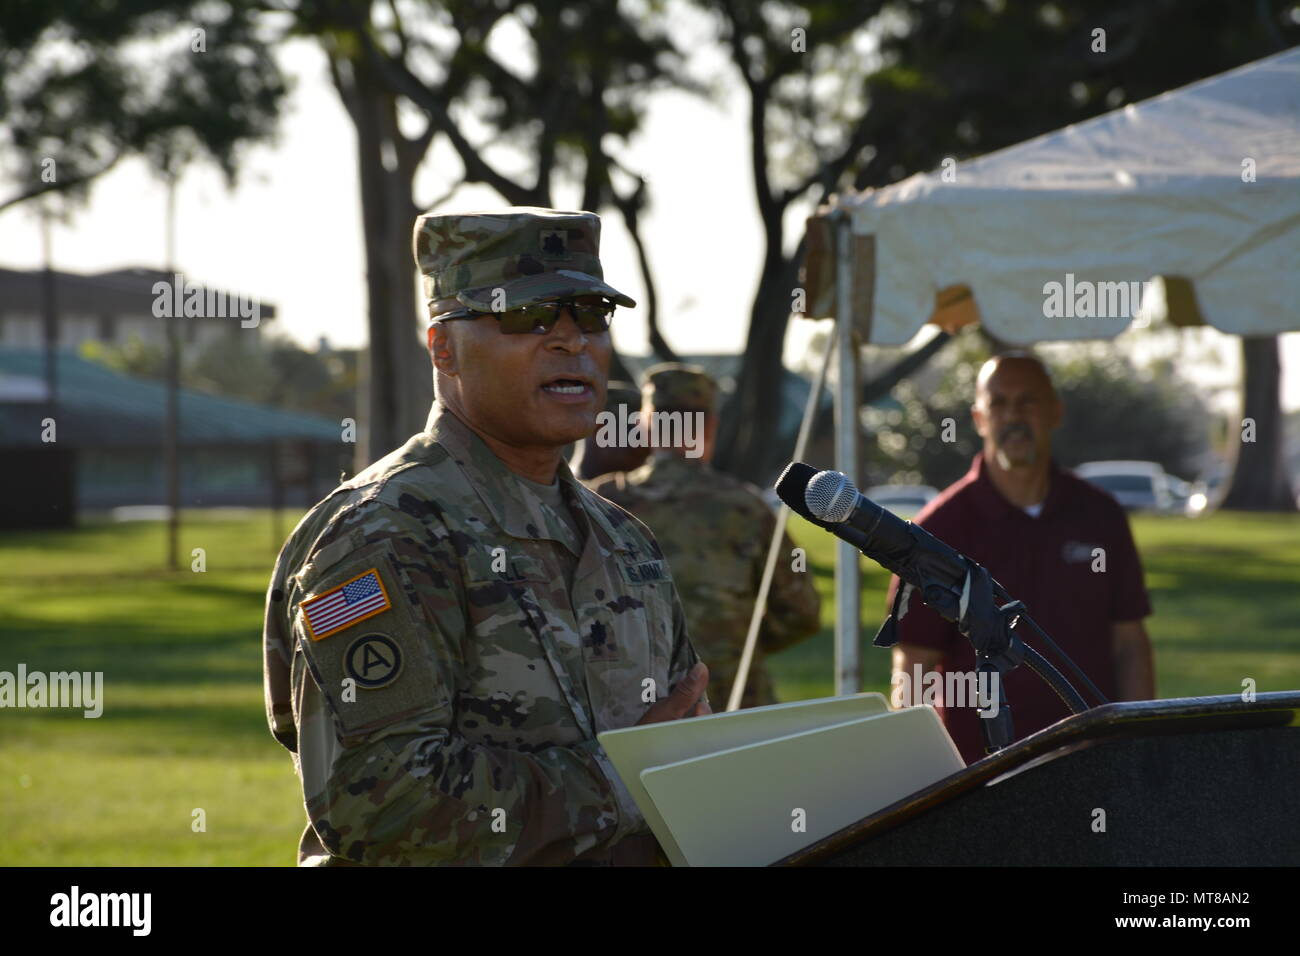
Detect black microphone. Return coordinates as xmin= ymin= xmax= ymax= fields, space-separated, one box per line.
xmin=775 ymin=461 xmax=1106 ymax=711
xmin=774 ymin=462 xmax=878 ymax=554
xmin=775 ymin=461 xmax=969 ymax=623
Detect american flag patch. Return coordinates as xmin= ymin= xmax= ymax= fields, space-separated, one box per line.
xmin=300 ymin=568 xmax=392 ymax=641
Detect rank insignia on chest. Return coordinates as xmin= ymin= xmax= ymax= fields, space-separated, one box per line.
xmin=622 ymin=559 xmax=667 ymax=584
xmin=300 ymin=568 xmax=392 ymax=640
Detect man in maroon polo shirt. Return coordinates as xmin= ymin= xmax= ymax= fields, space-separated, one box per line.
xmin=886 ymin=352 xmax=1156 ymax=764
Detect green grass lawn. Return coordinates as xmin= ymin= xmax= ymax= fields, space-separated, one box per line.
xmin=1 ymin=508 xmax=1297 ymax=865
xmin=774 ymin=511 xmax=1300 ymax=703
xmin=0 ymin=511 xmax=307 ymax=866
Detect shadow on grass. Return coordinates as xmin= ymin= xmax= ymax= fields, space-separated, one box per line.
xmin=2 ymin=623 xmax=266 ymax=687
xmin=1 ymin=699 xmax=282 ymax=757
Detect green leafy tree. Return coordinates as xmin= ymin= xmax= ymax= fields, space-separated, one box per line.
xmin=862 ymin=331 xmax=1212 ymax=489
xmin=78 ymin=337 xmax=168 ymax=382
xmin=185 ymin=335 xmax=360 ymax=421
xmin=1052 ymin=348 xmax=1211 ymax=478
xmin=0 ymin=1 xmax=289 ymax=211
xmin=280 ymin=0 xmax=692 ymax=464
xmin=702 ymin=0 xmax=1299 ymax=495
xmin=81 ymin=333 xmax=360 ymax=423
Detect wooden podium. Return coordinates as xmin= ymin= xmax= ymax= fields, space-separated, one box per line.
xmin=775 ymin=691 xmax=1300 ymax=866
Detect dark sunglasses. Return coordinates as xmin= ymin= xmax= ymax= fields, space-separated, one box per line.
xmin=435 ymin=296 xmax=617 ymax=335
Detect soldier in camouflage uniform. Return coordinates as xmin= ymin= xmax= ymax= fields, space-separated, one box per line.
xmin=263 ymin=208 xmax=709 ymax=866
xmin=572 ymin=381 xmax=649 ymax=483
xmin=592 ymin=364 xmax=821 ymax=710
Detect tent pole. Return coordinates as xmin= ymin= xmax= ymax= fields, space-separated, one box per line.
xmin=725 ymin=324 xmax=835 ymax=712
xmin=833 ymin=216 xmax=862 ymax=695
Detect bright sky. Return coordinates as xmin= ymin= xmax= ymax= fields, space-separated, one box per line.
xmin=2 ymin=23 xmax=1296 ymax=411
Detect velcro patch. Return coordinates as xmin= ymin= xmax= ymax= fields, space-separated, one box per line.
xmin=300 ymin=568 xmax=391 ymax=640
xmin=622 ymin=559 xmax=668 ymax=584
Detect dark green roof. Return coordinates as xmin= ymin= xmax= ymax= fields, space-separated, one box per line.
xmin=0 ymin=349 xmax=340 ymax=447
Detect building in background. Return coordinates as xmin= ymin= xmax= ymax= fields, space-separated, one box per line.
xmin=0 ymin=349 xmax=348 ymax=528
xmin=0 ymin=266 xmax=274 ymax=350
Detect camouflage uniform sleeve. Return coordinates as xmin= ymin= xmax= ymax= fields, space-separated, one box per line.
xmin=287 ymin=504 xmax=645 ymax=866
xmin=664 ymin=585 xmax=704 ymax=705
xmin=755 ymin=503 xmax=823 ymax=654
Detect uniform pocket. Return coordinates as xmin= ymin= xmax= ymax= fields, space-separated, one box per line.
xmin=461 ymin=557 xmax=587 ymax=745
xmin=613 ymin=555 xmax=677 ymax=697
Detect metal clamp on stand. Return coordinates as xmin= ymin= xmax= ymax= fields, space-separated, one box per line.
xmin=958 ymin=560 xmax=1026 ymax=754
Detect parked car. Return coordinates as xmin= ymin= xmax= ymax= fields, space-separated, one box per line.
xmin=1165 ymin=474 xmax=1210 ymax=517
xmin=1074 ymin=460 xmax=1204 ymax=515
xmin=864 ymin=484 xmax=940 ymax=520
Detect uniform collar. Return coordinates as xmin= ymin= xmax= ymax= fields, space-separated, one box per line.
xmin=966 ymin=451 xmax=1067 ymax=521
xmin=424 ymin=400 xmax=631 ymax=552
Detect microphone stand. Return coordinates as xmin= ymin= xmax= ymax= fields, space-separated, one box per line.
xmin=878 ymin=554 xmax=1090 ymax=756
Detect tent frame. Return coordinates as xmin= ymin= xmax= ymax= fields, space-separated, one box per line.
xmin=833 ymin=212 xmax=866 ymax=694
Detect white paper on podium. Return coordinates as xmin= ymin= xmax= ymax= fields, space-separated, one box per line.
xmin=638 ymin=706 xmax=965 ymax=867
xmin=598 ymin=693 xmax=889 ymax=866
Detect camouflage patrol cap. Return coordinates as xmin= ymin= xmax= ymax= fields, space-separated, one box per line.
xmin=412 ymin=207 xmax=636 ymax=314
xmin=642 ymin=363 xmax=718 ymax=413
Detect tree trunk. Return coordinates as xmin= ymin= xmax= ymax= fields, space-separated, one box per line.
xmin=715 ymin=260 xmax=799 ymax=484
xmin=350 ymin=64 xmax=432 ymax=471
xmin=1221 ymin=335 xmax=1296 ymax=511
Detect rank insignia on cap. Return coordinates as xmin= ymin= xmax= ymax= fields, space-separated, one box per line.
xmin=539 ymin=229 xmax=569 ymax=257
xmin=300 ymin=568 xmax=391 ymax=641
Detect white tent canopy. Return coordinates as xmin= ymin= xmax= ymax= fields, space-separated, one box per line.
xmin=793 ymin=48 xmax=1300 ymax=696
xmin=803 ymin=46 xmax=1300 ymax=345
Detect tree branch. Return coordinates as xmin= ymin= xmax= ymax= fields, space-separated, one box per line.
xmin=415 ymin=178 xmax=466 ymax=213
xmin=352 ymin=26 xmax=542 ymax=205
xmin=717 ymin=0 xmax=789 ymax=227
xmin=0 ymin=149 xmax=125 ymax=215
xmin=397 ymin=117 xmax=436 ymax=177
xmin=326 ymin=50 xmax=363 ymax=124
xmin=779 ymin=112 xmax=876 ymax=207
xmin=385 ymin=0 xmax=409 ymax=61
xmin=608 ymin=173 xmax=677 ymax=363
xmin=811 ymin=331 xmax=955 ymax=440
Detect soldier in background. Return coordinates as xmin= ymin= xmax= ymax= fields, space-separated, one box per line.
xmin=592 ymin=364 xmax=821 ymax=709
xmin=571 ymin=380 xmax=649 ymax=484
xmin=263 ymin=209 xmax=709 ymax=866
